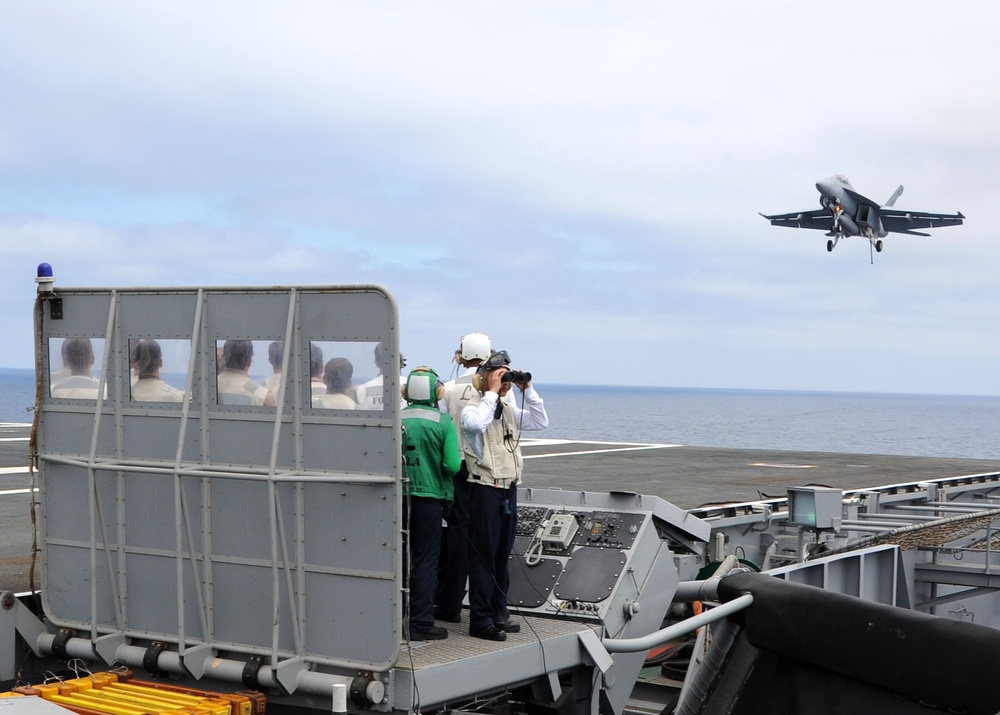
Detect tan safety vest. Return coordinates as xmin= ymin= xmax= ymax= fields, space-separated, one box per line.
xmin=443 ymin=374 xmax=476 ymax=450
xmin=462 ymin=391 xmax=523 ymax=487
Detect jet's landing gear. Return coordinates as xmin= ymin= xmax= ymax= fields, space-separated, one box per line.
xmin=831 ymin=206 xmax=843 ymax=235
xmin=827 ymin=239 xmax=834 ymax=252
xmin=867 ymin=236 xmax=883 ymax=264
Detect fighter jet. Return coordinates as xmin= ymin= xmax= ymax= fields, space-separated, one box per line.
xmin=760 ymin=174 xmax=964 ymax=253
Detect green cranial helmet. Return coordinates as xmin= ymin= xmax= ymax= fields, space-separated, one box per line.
xmin=404 ymin=366 xmax=441 ymax=406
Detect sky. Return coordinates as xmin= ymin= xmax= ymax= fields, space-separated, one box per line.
xmin=2 ymin=2 xmax=999 ymax=395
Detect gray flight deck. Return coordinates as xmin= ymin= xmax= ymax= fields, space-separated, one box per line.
xmin=3 ymin=423 xmax=998 ymax=593
xmin=521 ymin=438 xmax=1000 ymax=509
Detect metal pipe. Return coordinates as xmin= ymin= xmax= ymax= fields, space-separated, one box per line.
xmin=35 ymin=633 xmax=354 ymax=696
xmin=672 ymin=580 xmax=706 ymax=602
xmin=924 ymin=501 xmax=999 ymax=511
xmin=838 ymin=523 xmax=903 ymax=533
xmin=602 ymin=593 xmax=753 ymax=653
xmin=840 ymin=519 xmax=913 ymax=531
xmin=671 ymin=555 xmax=741 ymax=602
xmin=857 ymin=512 xmax=938 ymax=522
xmin=37 ymin=455 xmax=392 ymax=484
xmin=885 ymin=504 xmax=994 ymax=514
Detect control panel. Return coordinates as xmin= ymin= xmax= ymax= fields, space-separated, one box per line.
xmin=507 ymin=491 xmax=680 ymax=625
xmin=576 ymin=511 xmax=643 ymax=549
xmin=516 ymin=506 xmax=643 ymax=552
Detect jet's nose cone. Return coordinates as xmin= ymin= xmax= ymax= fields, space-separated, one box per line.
xmin=816 ymin=179 xmax=833 ymax=195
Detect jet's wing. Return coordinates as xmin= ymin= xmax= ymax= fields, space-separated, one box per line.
xmin=759 ymin=209 xmax=833 ymax=232
xmin=842 ymin=186 xmax=882 ymax=211
xmin=879 ymin=208 xmax=965 ymax=234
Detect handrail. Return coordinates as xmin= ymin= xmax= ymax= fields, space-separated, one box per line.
xmin=601 ymin=593 xmax=753 ymax=653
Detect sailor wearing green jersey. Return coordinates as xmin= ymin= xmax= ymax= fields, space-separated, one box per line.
xmin=401 ymin=366 xmax=462 ymax=641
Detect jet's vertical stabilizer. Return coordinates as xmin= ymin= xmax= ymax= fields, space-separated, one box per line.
xmin=885 ymin=185 xmax=904 ymax=207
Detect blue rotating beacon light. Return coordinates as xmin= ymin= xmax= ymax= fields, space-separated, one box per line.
xmin=36 ymin=262 xmax=62 ymax=318
xmin=36 ymin=262 xmax=55 ymax=294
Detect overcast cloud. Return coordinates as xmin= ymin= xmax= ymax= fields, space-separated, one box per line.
xmin=2 ymin=2 xmax=998 ymax=394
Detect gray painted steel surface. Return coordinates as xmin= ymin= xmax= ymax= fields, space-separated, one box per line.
xmin=35 ymin=286 xmax=403 ymax=670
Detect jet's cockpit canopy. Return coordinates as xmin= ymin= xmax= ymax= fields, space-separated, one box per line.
xmin=829 ymin=173 xmax=852 ymax=187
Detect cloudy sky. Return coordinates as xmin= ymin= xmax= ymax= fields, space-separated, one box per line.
xmin=2 ymin=2 xmax=997 ymax=395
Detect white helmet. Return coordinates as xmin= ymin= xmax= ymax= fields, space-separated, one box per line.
xmin=459 ymin=332 xmax=491 ymax=362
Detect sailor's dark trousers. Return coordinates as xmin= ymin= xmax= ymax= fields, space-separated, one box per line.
xmin=404 ymin=496 xmax=444 ymax=633
xmin=467 ymin=481 xmax=518 ymax=631
xmin=437 ymin=466 xmax=472 ymax=615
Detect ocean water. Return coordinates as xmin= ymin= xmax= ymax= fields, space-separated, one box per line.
xmin=0 ymin=369 xmax=36 ymax=424
xmin=3 ymin=368 xmax=998 ymax=460
xmin=535 ymin=385 xmax=1000 ymax=461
